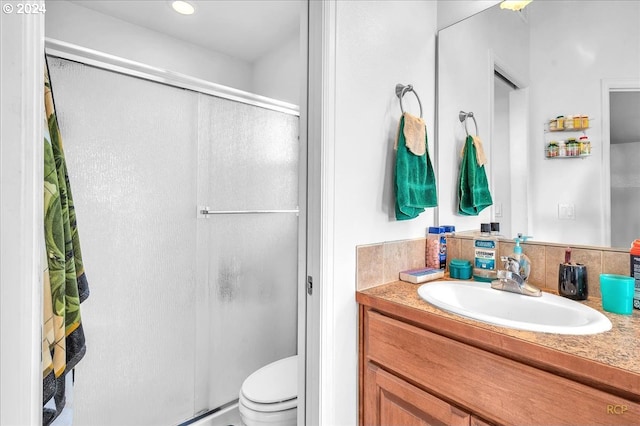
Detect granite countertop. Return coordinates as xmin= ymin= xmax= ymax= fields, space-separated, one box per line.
xmin=358 ymin=280 xmax=640 ymax=376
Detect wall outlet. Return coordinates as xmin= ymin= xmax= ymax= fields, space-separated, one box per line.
xmin=558 ymin=203 xmax=575 ymax=220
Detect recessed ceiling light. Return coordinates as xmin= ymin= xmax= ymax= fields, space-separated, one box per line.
xmin=172 ymin=0 xmax=195 ymax=15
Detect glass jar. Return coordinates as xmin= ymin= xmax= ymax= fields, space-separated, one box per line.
xmin=547 ymin=141 xmax=559 ymax=157
xmin=549 ymin=119 xmax=557 ymax=131
xmin=573 ymin=115 xmax=582 ymax=129
xmin=556 ymin=116 xmax=565 ymax=130
xmin=565 ymin=115 xmax=574 ymax=130
xmin=558 ymin=140 xmax=566 ymax=157
xmin=579 ymin=136 xmax=591 ymax=155
xmin=567 ymin=137 xmax=578 ymax=156
xmin=581 ymin=115 xmax=589 ymax=129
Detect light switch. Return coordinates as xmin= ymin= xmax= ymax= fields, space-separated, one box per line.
xmin=558 ymin=203 xmax=575 ymax=220
xmin=494 ymin=203 xmax=503 ymax=218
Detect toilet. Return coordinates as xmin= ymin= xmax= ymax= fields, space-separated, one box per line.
xmin=238 ymin=355 xmax=298 ymax=426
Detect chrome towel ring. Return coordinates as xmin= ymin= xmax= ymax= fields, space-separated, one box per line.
xmin=459 ymin=110 xmax=479 ymax=136
xmin=395 ymin=83 xmax=423 ymax=118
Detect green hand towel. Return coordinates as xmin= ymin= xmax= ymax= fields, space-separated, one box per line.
xmin=458 ymin=135 xmax=493 ymax=215
xmin=395 ymin=114 xmax=437 ymax=220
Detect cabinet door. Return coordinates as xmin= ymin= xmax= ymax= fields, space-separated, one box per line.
xmin=470 ymin=416 xmax=494 ymax=426
xmin=364 ymin=363 xmax=470 ymax=426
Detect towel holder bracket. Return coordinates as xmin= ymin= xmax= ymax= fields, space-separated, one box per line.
xmin=459 ymin=110 xmax=479 ymax=137
xmin=395 ymin=83 xmax=423 ymax=118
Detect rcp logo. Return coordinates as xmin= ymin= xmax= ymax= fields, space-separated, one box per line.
xmin=607 ymin=404 xmax=628 ymax=415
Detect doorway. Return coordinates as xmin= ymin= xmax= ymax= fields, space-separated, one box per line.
xmin=41 ymin=1 xmax=307 ymax=424
xmin=602 ymin=80 xmax=640 ymax=247
xmin=46 ymin=52 xmax=301 ymax=425
xmin=609 ymin=90 xmax=640 ymax=248
xmin=492 ymin=69 xmax=529 ymax=239
xmin=493 ymin=71 xmax=516 ymax=237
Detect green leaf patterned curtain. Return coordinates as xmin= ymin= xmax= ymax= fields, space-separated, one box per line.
xmin=42 ymin=59 xmax=90 ymax=426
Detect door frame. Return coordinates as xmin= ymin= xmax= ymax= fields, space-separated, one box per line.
xmin=488 ymin=50 xmax=530 ymax=237
xmin=600 ymin=79 xmax=640 ymax=247
xmin=0 ymin=4 xmax=45 ymax=424
xmin=0 ymin=1 xmax=321 ymax=423
xmin=305 ymin=0 xmax=336 ymax=424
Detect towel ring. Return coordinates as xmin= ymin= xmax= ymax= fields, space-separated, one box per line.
xmin=395 ymin=84 xmax=423 ymax=118
xmin=459 ymin=110 xmax=479 ymax=136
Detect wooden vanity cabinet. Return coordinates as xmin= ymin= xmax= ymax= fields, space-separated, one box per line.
xmin=359 ymin=305 xmax=640 ymax=426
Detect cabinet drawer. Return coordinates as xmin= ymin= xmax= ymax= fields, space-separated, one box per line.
xmin=364 ymin=310 xmax=640 ymax=425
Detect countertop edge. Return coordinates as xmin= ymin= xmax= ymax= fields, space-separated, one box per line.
xmin=356 ymin=286 xmax=640 ymax=402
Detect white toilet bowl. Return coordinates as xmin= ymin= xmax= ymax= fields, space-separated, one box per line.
xmin=239 ymin=355 xmax=298 ymax=426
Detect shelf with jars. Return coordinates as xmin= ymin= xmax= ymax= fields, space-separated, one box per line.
xmin=547 ymin=115 xmax=590 ymax=132
xmin=544 ymin=115 xmax=593 ymax=159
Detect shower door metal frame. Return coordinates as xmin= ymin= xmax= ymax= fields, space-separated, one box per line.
xmin=44 ymin=38 xmax=300 ymax=118
xmin=44 ymin=37 xmax=309 ymax=425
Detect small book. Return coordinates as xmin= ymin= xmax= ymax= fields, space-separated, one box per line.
xmin=399 ymin=267 xmax=445 ymax=284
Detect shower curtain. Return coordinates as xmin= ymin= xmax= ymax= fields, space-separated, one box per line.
xmin=43 ymin=61 xmax=89 ymax=425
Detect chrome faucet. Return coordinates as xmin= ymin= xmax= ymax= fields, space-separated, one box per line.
xmin=491 ymin=256 xmax=542 ymax=297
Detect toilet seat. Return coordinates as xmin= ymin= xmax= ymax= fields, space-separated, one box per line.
xmin=238 ymin=402 xmax=297 ymax=426
xmin=239 ymin=391 xmax=296 ymax=412
xmin=240 ymin=355 xmax=298 ymax=413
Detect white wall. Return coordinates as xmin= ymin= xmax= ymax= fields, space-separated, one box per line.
xmin=329 ymin=1 xmax=438 ymax=424
xmin=437 ymin=5 xmax=529 ymax=233
xmin=437 ymin=0 xmax=500 ymax=30
xmin=45 ymin=0 xmax=254 ymax=93
xmin=253 ymin=33 xmax=300 ymax=105
xmin=528 ymin=1 xmax=640 ymax=246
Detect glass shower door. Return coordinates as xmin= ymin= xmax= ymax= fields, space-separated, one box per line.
xmin=46 ymin=55 xmax=300 ymax=425
xmin=47 ymin=56 xmax=199 ymax=425
xmin=194 ymin=94 xmax=300 ymax=413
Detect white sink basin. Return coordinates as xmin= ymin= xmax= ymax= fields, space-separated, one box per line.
xmin=417 ymin=280 xmax=612 ymax=335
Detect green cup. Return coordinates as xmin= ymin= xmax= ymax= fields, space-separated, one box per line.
xmin=600 ymin=274 xmax=634 ymax=315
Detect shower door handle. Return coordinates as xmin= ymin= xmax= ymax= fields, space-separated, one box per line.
xmin=198 ymin=206 xmax=299 ymax=216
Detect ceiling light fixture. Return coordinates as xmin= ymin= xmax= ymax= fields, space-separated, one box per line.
xmin=171 ymin=0 xmax=195 ymax=15
xmin=500 ymin=0 xmax=533 ymax=11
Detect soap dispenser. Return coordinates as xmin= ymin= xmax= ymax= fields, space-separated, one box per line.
xmin=511 ymin=234 xmax=531 ymax=282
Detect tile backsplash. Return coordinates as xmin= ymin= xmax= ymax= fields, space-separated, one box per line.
xmin=356 ymin=238 xmax=426 ymax=290
xmin=356 ymin=234 xmax=630 ymax=299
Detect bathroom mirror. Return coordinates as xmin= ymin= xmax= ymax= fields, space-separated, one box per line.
xmin=437 ymin=0 xmax=640 ymax=249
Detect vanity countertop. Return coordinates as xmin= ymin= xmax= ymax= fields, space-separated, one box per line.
xmin=357 ymin=280 xmax=640 ymax=400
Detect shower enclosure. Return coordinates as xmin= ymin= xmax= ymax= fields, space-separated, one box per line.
xmin=47 ymin=55 xmax=300 ymax=425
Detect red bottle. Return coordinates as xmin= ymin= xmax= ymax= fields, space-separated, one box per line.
xmin=630 ymin=239 xmax=640 ymax=310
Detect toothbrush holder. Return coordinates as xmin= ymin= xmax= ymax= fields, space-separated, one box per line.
xmin=558 ymin=264 xmax=588 ymax=300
